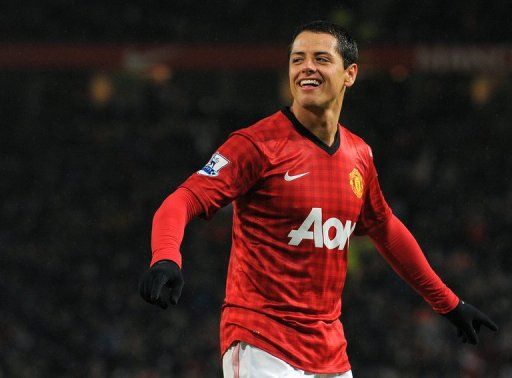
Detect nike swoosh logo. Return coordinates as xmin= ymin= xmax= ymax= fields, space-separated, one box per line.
xmin=284 ymin=171 xmax=310 ymax=181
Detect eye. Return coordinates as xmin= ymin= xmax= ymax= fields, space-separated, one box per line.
xmin=291 ymin=57 xmax=303 ymax=64
xmin=316 ymin=56 xmax=330 ymax=63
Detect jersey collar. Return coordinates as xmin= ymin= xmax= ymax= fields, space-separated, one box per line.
xmin=281 ymin=107 xmax=340 ymax=156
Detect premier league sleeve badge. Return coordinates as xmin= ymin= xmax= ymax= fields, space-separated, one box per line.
xmin=197 ymin=152 xmax=230 ymax=177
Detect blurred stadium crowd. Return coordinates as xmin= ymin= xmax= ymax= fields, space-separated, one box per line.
xmin=1 ymin=1 xmax=512 ymax=377
xmin=3 ymin=0 xmax=511 ymax=43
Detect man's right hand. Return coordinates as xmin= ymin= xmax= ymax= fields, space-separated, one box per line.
xmin=139 ymin=260 xmax=184 ymax=309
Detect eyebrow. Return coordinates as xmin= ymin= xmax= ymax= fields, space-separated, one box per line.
xmin=290 ymin=51 xmax=334 ymax=57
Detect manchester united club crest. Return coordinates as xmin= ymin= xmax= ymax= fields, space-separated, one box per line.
xmin=349 ymin=168 xmax=364 ymax=198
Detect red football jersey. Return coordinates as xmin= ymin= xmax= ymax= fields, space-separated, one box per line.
xmin=179 ymin=108 xmax=393 ymax=373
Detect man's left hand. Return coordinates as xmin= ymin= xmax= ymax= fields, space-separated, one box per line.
xmin=443 ymin=300 xmax=498 ymax=345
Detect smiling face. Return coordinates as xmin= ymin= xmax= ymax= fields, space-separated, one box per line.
xmin=289 ymin=31 xmax=357 ymax=113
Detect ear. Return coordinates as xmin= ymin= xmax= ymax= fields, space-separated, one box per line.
xmin=344 ymin=63 xmax=358 ymax=88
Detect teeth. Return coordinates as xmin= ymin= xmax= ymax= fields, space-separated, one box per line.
xmin=300 ymin=79 xmax=320 ymax=87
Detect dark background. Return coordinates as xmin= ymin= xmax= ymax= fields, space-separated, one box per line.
xmin=1 ymin=1 xmax=511 ymax=377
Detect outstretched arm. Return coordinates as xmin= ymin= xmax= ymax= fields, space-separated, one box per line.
xmin=139 ymin=133 xmax=266 ymax=309
xmin=368 ymin=214 xmax=498 ymax=344
xmin=150 ymin=187 xmax=203 ymax=268
xmin=367 ymin=214 xmax=458 ymax=314
xmin=139 ymin=187 xmax=203 ymax=309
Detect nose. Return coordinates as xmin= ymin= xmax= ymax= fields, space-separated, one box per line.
xmin=301 ymin=58 xmax=317 ymax=74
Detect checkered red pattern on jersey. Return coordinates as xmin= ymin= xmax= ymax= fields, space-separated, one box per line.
xmin=179 ymin=108 xmax=397 ymax=373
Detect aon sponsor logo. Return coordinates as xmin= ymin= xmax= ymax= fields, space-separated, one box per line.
xmin=288 ymin=208 xmax=356 ymax=250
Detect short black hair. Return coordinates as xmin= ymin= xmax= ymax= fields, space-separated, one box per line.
xmin=289 ymin=20 xmax=358 ymax=69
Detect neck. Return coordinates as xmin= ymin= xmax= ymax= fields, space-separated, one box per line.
xmin=290 ymin=100 xmax=343 ymax=147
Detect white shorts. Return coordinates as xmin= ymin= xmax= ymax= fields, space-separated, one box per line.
xmin=222 ymin=341 xmax=353 ymax=378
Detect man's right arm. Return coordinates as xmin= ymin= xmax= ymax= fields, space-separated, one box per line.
xmin=139 ymin=187 xmax=203 ymax=308
xmin=150 ymin=187 xmax=203 ymax=268
xmin=139 ymin=132 xmax=266 ymax=309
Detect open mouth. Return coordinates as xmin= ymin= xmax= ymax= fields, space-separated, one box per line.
xmin=299 ymin=79 xmax=322 ymax=88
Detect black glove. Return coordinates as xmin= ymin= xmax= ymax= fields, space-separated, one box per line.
xmin=139 ymin=260 xmax=184 ymax=309
xmin=442 ymin=300 xmax=498 ymax=345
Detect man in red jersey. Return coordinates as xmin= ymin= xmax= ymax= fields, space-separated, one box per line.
xmin=139 ymin=21 xmax=498 ymax=377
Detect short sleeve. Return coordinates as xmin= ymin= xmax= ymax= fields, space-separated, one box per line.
xmin=179 ymin=133 xmax=266 ymax=219
xmin=354 ymin=152 xmax=392 ymax=236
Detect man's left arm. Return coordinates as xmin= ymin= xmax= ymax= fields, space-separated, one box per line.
xmin=367 ymin=215 xmax=498 ymax=344
xmin=357 ymin=146 xmax=498 ymax=345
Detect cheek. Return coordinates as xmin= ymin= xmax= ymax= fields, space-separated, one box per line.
xmin=289 ymin=68 xmax=298 ymax=82
xmin=289 ymin=80 xmax=296 ymax=95
xmin=288 ymin=72 xmax=294 ymax=85
xmin=336 ymin=71 xmax=347 ymax=87
xmin=328 ymin=75 xmax=344 ymax=92
xmin=289 ymin=75 xmax=299 ymax=93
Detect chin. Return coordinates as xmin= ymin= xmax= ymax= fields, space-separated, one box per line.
xmin=296 ymin=97 xmax=327 ymax=111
